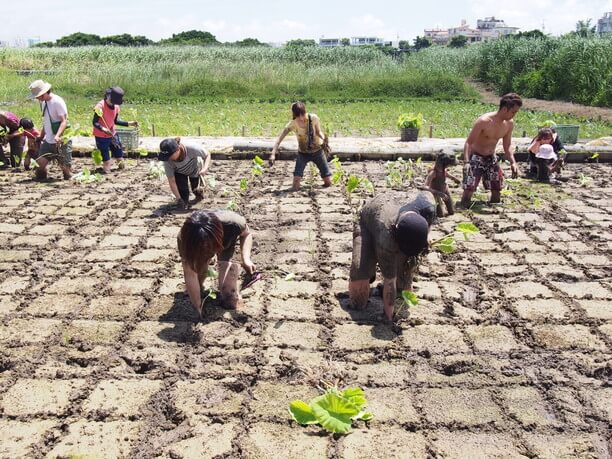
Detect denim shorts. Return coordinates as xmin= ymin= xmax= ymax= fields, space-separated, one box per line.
xmin=293 ymin=150 xmax=332 ymax=178
xmin=95 ymin=136 xmax=124 ymax=161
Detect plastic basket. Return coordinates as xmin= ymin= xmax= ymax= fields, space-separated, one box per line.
xmin=115 ymin=128 xmax=139 ymax=152
xmin=555 ymin=125 xmax=579 ymax=144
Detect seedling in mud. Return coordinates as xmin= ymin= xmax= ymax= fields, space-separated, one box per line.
xmin=431 ymin=222 xmax=479 ymax=254
xmin=289 ymin=386 xmax=373 ymax=434
xmin=72 ymin=167 xmax=104 ymax=184
xmin=147 ymin=161 xmax=165 ymax=180
xmin=385 ymin=157 xmax=423 ymax=188
xmin=201 ymin=266 xmax=218 ymax=305
xmin=91 ymin=149 xmax=103 ymax=167
xmin=330 ymin=155 xmax=346 ymax=185
xmin=393 ymin=289 xmax=419 ymax=319
xmin=251 ymin=155 xmax=265 ymax=176
xmin=137 ymin=147 xmax=149 ymax=158
xmin=578 ymin=174 xmax=592 ymax=187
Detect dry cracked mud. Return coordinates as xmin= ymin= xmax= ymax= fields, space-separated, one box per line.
xmin=0 ymin=158 xmax=610 ymax=458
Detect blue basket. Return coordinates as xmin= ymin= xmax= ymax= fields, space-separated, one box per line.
xmin=555 ymin=125 xmax=579 ymax=144
xmin=115 ymin=128 xmax=139 ymax=152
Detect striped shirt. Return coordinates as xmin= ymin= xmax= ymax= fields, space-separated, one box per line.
xmin=163 ymin=144 xmax=209 ymax=178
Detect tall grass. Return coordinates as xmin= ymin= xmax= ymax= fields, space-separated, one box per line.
xmin=0 ymin=46 xmax=474 ymax=102
xmin=475 ymin=36 xmax=612 ymax=107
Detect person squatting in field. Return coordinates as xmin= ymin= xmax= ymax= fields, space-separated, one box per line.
xmin=527 ymin=127 xmax=566 ymax=182
xmin=159 ymin=137 xmax=211 ymax=210
xmin=0 ymin=110 xmax=24 ymax=169
xmin=178 ymin=209 xmax=256 ymax=318
xmin=28 ymin=80 xmax=73 ymax=180
xmin=92 ymin=86 xmax=139 ymax=174
xmin=269 ymin=101 xmax=332 ymax=191
xmin=460 ymin=93 xmax=523 ymax=208
xmin=349 ymin=190 xmax=437 ymax=321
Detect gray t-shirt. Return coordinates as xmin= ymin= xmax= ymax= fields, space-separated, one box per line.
xmin=359 ymin=190 xmax=436 ymax=278
xmin=164 ymin=143 xmax=209 ymax=178
xmin=215 ymin=209 xmax=247 ymax=261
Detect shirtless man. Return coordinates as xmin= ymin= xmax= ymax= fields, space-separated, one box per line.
xmin=460 ymin=93 xmax=522 ymax=208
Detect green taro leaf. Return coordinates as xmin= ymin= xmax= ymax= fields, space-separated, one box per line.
xmin=401 ymin=290 xmax=419 ymax=306
xmin=91 ymin=149 xmax=103 ymax=166
xmin=358 ymin=411 xmax=373 ymax=421
xmin=341 ymin=387 xmax=367 ymax=410
xmin=253 ymin=155 xmax=264 ymax=166
xmin=284 ymin=272 xmax=295 ymax=281
xmin=346 ymin=175 xmax=361 ymax=193
xmin=289 ymin=400 xmax=318 ymax=425
xmin=310 ymin=392 xmax=359 ymax=434
xmin=239 ymin=178 xmax=249 ymax=192
xmin=456 ymin=222 xmax=479 ymax=240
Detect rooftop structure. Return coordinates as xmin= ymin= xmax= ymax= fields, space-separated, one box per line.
xmin=597 ymin=12 xmax=612 ymax=34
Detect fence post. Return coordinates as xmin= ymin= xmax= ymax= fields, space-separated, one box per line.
xmin=242 ymin=125 xmax=246 ymax=137
xmin=198 ymin=126 xmax=201 ymax=136
xmin=429 ymin=125 xmax=433 ymax=138
xmin=152 ymin=124 xmax=156 ymax=137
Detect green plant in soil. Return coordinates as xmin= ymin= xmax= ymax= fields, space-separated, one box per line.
xmin=431 ymin=222 xmax=480 ymax=254
xmin=289 ymin=386 xmax=373 ymax=434
xmin=72 ymin=167 xmax=104 ymax=184
xmin=385 ymin=157 xmax=423 ymax=188
xmin=147 ymin=161 xmax=165 ymax=180
xmin=91 ymin=148 xmax=103 ymax=167
xmin=201 ymin=266 xmax=219 ymax=305
xmin=397 ymin=112 xmax=424 ymax=129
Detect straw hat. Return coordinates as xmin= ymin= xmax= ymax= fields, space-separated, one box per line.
xmin=28 ymin=80 xmax=52 ymax=99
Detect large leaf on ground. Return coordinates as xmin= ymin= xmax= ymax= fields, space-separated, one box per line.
xmin=401 ymin=290 xmax=419 ymax=307
xmin=310 ymin=392 xmax=360 ymax=434
xmin=289 ymin=400 xmax=318 ymax=425
xmin=456 ymin=222 xmax=479 ymax=240
xmin=341 ymin=387 xmax=366 ymax=411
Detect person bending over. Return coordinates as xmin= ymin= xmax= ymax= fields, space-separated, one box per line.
xmin=177 ymin=209 xmax=256 ymax=318
xmin=349 ymin=190 xmax=436 ymax=321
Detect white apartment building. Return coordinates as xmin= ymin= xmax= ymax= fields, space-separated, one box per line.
xmin=425 ymin=17 xmax=518 ymax=45
xmin=318 ymin=36 xmax=385 ymax=47
xmin=597 ymin=12 xmax=612 ymax=34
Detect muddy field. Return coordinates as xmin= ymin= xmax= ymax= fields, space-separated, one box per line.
xmin=0 ymin=158 xmax=610 ymax=459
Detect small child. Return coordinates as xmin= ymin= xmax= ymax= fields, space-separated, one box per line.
xmin=19 ymin=118 xmax=41 ymax=171
xmin=535 ymin=144 xmax=557 ymax=183
xmin=424 ymin=152 xmax=461 ymax=216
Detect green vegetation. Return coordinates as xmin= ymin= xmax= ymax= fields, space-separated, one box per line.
xmin=397 ymin=112 xmax=424 ymax=129
xmin=289 ymin=386 xmax=372 ymax=434
xmin=0 ymin=41 xmax=609 ymax=137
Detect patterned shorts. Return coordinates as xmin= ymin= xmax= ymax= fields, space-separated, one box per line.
xmin=462 ymin=153 xmax=503 ymax=192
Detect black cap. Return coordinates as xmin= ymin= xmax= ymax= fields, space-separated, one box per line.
xmin=106 ymin=86 xmax=125 ymax=105
xmin=394 ymin=211 xmax=429 ymax=258
xmin=159 ymin=138 xmax=179 ymax=161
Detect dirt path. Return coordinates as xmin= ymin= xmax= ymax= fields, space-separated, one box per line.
xmin=469 ymin=80 xmax=612 ymax=122
xmin=0 ymin=160 xmax=610 ymax=458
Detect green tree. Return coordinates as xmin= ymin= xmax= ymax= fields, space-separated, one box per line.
xmin=514 ymin=29 xmax=546 ymax=39
xmin=286 ymin=39 xmax=317 ymax=47
xmin=448 ymin=35 xmax=468 ymax=48
xmin=575 ymin=19 xmax=596 ymax=37
xmin=398 ymin=40 xmax=411 ymax=50
xmin=233 ymin=38 xmax=269 ymax=47
xmin=55 ymin=32 xmax=103 ymax=47
xmin=341 ymin=38 xmax=350 ymax=46
xmin=102 ymin=34 xmax=153 ymax=46
xmin=160 ymin=30 xmax=219 ymax=45
xmin=413 ymin=36 xmax=432 ymax=50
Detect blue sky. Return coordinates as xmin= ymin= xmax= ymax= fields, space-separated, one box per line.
xmin=2 ymin=0 xmax=611 ymax=44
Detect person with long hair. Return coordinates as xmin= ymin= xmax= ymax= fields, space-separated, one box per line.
xmin=177 ymin=209 xmax=255 ymax=318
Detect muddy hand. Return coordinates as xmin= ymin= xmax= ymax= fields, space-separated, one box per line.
xmin=510 ymin=162 xmax=518 ymax=179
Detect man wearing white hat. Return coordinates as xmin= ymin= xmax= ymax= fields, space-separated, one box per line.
xmin=28 ymin=80 xmax=72 ymax=180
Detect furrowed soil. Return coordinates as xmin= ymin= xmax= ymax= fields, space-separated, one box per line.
xmin=0 ymin=158 xmax=610 ymax=459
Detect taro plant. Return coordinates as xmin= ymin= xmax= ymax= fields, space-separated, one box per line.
xmin=72 ymin=167 xmax=104 ymax=184
xmin=91 ymin=149 xmax=103 ymax=167
xmin=201 ymin=266 xmax=218 ymax=304
xmin=147 ymin=161 xmax=165 ymax=180
xmin=431 ymin=222 xmax=479 ymax=254
xmin=385 ymin=157 xmax=423 ymax=188
xmin=397 ymin=113 xmax=424 ymax=130
xmin=289 ymin=386 xmax=373 ymax=434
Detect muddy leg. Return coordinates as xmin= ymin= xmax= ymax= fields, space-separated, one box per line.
xmin=349 ymin=279 xmax=370 ymax=310
xmin=490 ymin=190 xmax=501 ymax=204
xmin=218 ymin=261 xmax=241 ymax=309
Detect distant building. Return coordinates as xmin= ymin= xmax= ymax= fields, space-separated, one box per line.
xmin=598 ymin=12 xmax=612 ymax=34
xmin=28 ymin=37 xmax=41 ymax=47
xmin=319 ymin=38 xmax=342 ymax=47
xmin=318 ymin=36 xmax=385 ymax=47
xmin=424 ymin=28 xmax=449 ymax=44
xmin=424 ymin=16 xmax=517 ymax=45
xmin=351 ymin=36 xmax=385 ymax=46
